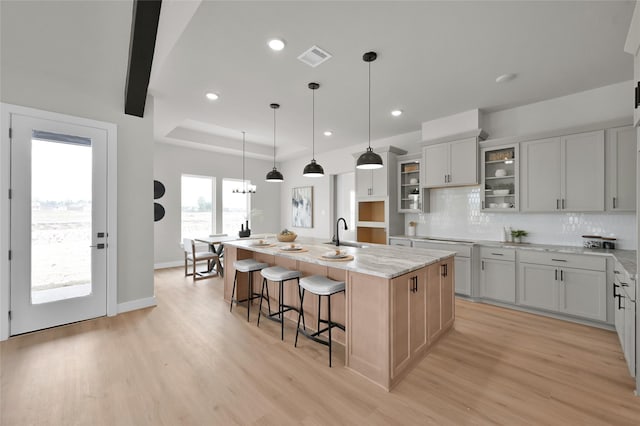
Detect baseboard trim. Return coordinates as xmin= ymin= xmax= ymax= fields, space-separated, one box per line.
xmin=117 ymin=296 xmax=157 ymax=314
xmin=154 ymin=260 xmax=182 ymax=270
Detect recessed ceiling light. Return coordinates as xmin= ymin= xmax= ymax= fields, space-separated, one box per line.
xmin=495 ymin=73 xmax=517 ymax=83
xmin=324 ymin=130 xmax=333 ymax=136
xmin=268 ymin=39 xmax=285 ymax=51
xmin=205 ymin=92 xmax=219 ymax=101
xmin=391 ymin=109 xmax=403 ymax=117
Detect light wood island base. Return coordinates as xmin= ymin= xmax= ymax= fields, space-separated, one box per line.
xmin=224 ymin=245 xmax=455 ymax=390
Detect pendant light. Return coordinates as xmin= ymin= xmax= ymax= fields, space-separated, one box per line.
xmin=232 ymin=131 xmax=256 ymax=193
xmin=303 ymin=82 xmax=324 ymax=177
xmin=356 ymin=51 xmax=384 ymax=170
xmin=266 ymin=103 xmax=284 ymax=182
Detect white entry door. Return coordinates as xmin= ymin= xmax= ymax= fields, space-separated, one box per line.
xmin=10 ymin=114 xmax=108 ymax=335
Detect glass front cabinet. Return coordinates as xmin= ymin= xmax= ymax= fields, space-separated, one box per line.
xmin=398 ymin=155 xmax=424 ymax=213
xmin=481 ymin=144 xmax=519 ymax=212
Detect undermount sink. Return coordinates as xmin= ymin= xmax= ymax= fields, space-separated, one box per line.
xmin=323 ymin=241 xmax=370 ymax=248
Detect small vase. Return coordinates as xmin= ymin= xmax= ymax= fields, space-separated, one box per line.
xmin=513 ymin=236 xmax=521 ymax=244
xmin=407 ymin=226 xmax=416 ymax=237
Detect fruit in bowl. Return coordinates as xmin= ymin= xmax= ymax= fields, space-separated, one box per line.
xmin=277 ymin=229 xmax=297 ymax=242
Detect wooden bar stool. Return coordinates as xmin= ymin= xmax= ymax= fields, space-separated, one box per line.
xmin=294 ymin=275 xmax=346 ymax=367
xmin=257 ymin=266 xmax=305 ymax=340
xmin=230 ymin=259 xmax=268 ymax=322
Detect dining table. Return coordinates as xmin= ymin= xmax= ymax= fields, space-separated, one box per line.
xmin=195 ymin=235 xmax=238 ymax=277
xmin=195 ymin=234 xmax=274 ymax=277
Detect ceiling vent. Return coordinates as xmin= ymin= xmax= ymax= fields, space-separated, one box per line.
xmin=297 ymin=45 xmax=332 ymax=68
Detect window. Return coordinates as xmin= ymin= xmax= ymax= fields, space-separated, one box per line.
xmin=222 ymin=179 xmax=251 ymax=236
xmin=181 ymin=175 xmax=215 ymax=240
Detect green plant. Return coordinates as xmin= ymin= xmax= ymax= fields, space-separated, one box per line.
xmin=511 ymin=229 xmax=528 ymax=238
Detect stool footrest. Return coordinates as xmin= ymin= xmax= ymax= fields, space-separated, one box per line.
xmin=231 ymin=292 xmax=262 ymax=306
xmin=260 ymin=304 xmax=299 ymax=323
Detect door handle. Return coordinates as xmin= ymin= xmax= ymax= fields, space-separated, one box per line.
xmin=614 ymin=283 xmax=619 ymax=297
xmin=613 ymin=197 xmax=617 ymax=209
xmin=555 ymin=269 xmax=558 ymax=281
xmin=562 ymin=199 xmax=565 ymax=209
xmin=560 ymin=270 xmax=563 ymax=281
xmin=90 ymin=243 xmax=106 ymax=249
xmin=491 ymin=253 xmax=504 ymax=256
xmin=556 ymin=199 xmax=560 ymax=210
xmin=551 ymin=259 xmax=567 ymax=262
xmin=481 ymin=260 xmax=485 ymax=271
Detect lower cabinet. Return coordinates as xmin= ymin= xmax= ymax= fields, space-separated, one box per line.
xmin=559 ymin=268 xmax=607 ymax=321
xmin=480 ymin=258 xmax=516 ymax=303
xmin=454 ymin=256 xmax=471 ymax=296
xmin=517 ymin=262 xmax=606 ymax=322
xmin=517 ymin=263 xmax=558 ymax=311
xmin=623 ymin=293 xmax=636 ymax=377
xmin=390 ymin=257 xmax=454 ymax=381
xmin=614 ymin=266 xmax=636 ymax=378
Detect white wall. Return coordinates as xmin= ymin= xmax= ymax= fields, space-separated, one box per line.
xmin=482 ymin=81 xmax=632 ymax=138
xmin=279 ymin=131 xmax=421 ymax=239
xmin=0 ymin=1 xmax=154 ymax=304
xmin=405 ymin=80 xmax=636 ymax=249
xmin=154 ymin=142 xmax=281 ymax=265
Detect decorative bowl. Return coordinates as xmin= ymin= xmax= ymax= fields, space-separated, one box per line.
xmin=409 ymin=178 xmax=418 ymax=185
xmin=277 ymin=232 xmax=297 ymax=242
xmin=494 ymin=169 xmax=507 ymax=177
xmin=493 ymin=189 xmax=510 ymax=195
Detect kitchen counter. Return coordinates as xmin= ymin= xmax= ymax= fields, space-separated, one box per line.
xmin=390 ymin=235 xmax=637 ymax=277
xmin=223 ymin=236 xmax=456 ymax=391
xmin=225 ymin=237 xmax=456 ymax=279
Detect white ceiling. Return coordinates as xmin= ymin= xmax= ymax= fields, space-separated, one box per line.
xmin=149 ymin=0 xmax=635 ymax=160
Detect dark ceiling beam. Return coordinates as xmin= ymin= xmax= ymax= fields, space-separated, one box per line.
xmin=124 ymin=0 xmax=162 ymax=117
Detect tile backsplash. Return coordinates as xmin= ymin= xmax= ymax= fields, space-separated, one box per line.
xmin=405 ymin=187 xmax=636 ymax=250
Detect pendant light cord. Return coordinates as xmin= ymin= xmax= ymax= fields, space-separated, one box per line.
xmin=312 ymin=88 xmax=315 ymax=160
xmin=242 ymin=131 xmax=246 ymax=192
xmin=273 ymin=108 xmax=277 ymax=168
xmin=368 ymin=60 xmax=371 ymax=149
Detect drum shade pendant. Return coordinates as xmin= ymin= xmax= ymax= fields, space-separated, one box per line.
xmin=356 ymin=51 xmax=383 ymax=170
xmin=303 ymin=82 xmax=324 ymax=177
xmin=266 ymin=103 xmax=284 ymax=182
xmin=233 ymin=131 xmax=256 ymax=193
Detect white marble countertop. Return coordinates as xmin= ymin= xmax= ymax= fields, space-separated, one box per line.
xmin=224 ymin=237 xmax=455 ymax=279
xmin=390 ymin=235 xmax=637 ymax=277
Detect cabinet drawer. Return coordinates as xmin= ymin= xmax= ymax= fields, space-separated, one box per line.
xmin=518 ymin=250 xmax=605 ymax=271
xmin=480 ymin=247 xmax=515 ymax=261
xmin=413 ymin=241 xmax=472 ymax=258
xmin=389 ymin=238 xmax=412 ymax=247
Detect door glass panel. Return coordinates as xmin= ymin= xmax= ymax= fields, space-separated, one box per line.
xmin=31 ymin=133 xmax=92 ymax=304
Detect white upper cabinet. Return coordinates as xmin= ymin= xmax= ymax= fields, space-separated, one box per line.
xmin=449 ymin=138 xmax=478 ymax=186
xmin=521 ymin=137 xmax=562 ymax=211
xmin=562 ymin=131 xmax=605 ymax=211
xmin=423 ymin=143 xmax=448 ymax=187
xmin=521 ymin=130 xmax=604 ymax=212
xmin=606 ymin=126 xmax=636 ymax=212
xmin=355 ymin=151 xmax=390 ymax=197
xmin=423 ymin=137 xmax=477 ymax=188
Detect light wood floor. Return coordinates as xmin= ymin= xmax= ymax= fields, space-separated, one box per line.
xmin=1 ymin=267 xmax=639 ymax=425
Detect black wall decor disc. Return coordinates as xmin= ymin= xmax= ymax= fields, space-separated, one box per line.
xmin=154 ymin=202 xmax=165 ymax=222
xmin=154 ymin=180 xmax=165 ymax=199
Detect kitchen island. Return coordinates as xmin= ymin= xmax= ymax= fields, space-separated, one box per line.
xmin=223 ymin=237 xmax=456 ymax=390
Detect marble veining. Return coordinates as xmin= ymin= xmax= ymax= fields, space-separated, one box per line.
xmin=225 ymin=237 xmax=455 ymax=279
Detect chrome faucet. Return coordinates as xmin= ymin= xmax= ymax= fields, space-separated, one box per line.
xmin=335 ymin=217 xmax=348 ymax=246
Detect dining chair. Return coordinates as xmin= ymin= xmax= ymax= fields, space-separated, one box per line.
xmin=183 ymin=238 xmax=220 ymax=281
